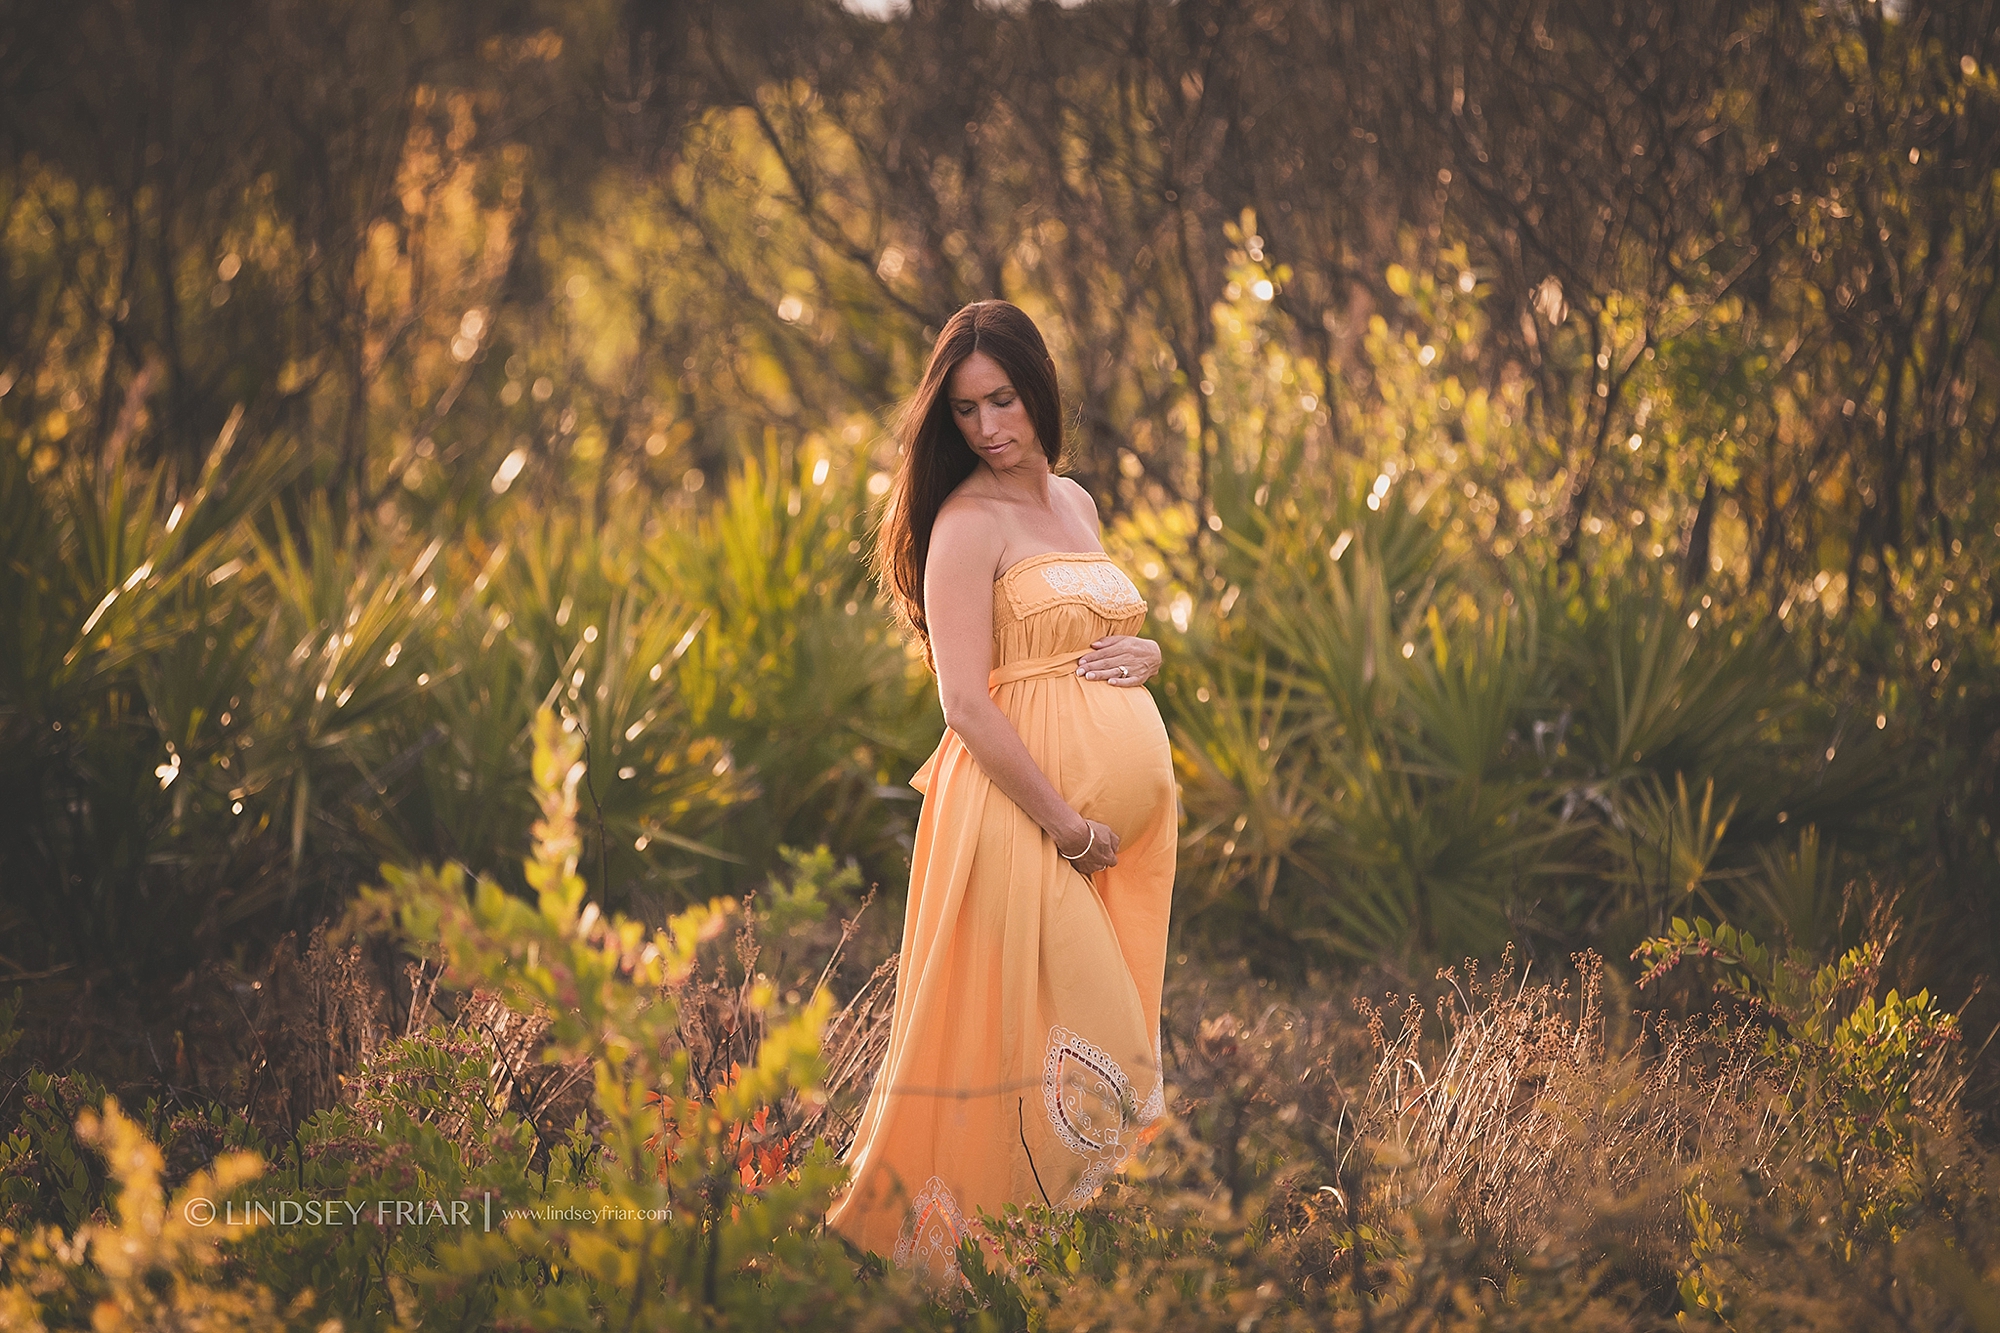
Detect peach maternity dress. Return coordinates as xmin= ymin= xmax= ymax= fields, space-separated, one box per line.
xmin=825 ymin=550 xmax=1177 ymax=1284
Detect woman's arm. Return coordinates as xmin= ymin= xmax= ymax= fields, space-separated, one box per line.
xmin=925 ymin=504 xmax=1119 ymax=870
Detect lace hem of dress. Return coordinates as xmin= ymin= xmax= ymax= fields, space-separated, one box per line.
xmin=893 ymin=1174 xmax=971 ymax=1282
xmin=1041 ymin=1023 xmax=1162 ymax=1209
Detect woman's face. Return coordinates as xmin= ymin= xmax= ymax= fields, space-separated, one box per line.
xmin=946 ymin=350 xmax=1036 ymax=467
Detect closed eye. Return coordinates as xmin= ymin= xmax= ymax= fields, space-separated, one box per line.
xmin=953 ymin=396 xmax=1015 ymax=414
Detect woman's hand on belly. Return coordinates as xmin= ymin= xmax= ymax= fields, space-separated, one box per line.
xmin=1075 ymin=635 xmax=1162 ymax=685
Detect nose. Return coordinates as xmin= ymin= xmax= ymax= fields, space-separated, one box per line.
xmin=981 ymin=403 xmax=1005 ymax=439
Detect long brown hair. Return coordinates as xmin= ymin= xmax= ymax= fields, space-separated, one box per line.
xmin=871 ymin=300 xmax=1067 ymax=674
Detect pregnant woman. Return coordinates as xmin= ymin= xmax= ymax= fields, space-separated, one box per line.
xmin=824 ymin=300 xmax=1177 ymax=1285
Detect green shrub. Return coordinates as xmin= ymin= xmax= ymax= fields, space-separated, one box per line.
xmin=324 ymin=705 xmax=916 ymax=1328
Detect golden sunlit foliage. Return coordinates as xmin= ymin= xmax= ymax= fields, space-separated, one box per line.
xmin=2 ymin=1 xmax=1998 ymax=1323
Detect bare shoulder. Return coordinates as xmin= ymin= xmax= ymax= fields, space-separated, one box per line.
xmin=930 ymin=489 xmax=1007 ymax=580
xmin=1057 ymin=475 xmax=1104 ymax=538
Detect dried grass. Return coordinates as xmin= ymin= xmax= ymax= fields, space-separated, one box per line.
xmin=1350 ymin=947 xmax=1753 ymax=1263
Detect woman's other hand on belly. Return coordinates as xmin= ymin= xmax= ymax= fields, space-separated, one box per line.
xmin=1076 ymin=635 xmax=1161 ymax=685
xmin=1056 ymin=816 xmax=1120 ymax=874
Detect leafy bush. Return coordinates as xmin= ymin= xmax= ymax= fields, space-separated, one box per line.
xmin=0 ymin=430 xmax=930 ymax=1031
xmin=325 ymin=706 xmax=909 ymax=1328
xmin=0 ymin=706 xmax=925 ymax=1330
xmin=1152 ymin=270 xmax=1903 ymax=972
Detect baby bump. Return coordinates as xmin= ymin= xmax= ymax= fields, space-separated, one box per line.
xmin=1053 ymin=683 xmax=1174 ymax=851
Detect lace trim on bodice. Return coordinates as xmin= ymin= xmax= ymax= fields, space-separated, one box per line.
xmin=993 ymin=552 xmax=1147 ymax=629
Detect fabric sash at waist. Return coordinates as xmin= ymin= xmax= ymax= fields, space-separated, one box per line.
xmin=987 ymin=650 xmax=1085 ymax=688
xmin=908 ymin=651 xmax=1085 ymax=794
